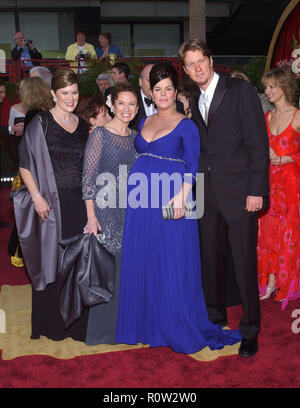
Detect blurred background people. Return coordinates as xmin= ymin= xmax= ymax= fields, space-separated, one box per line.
xmin=20 ymin=76 xmax=53 ymax=130
xmin=8 ymin=82 xmax=25 ymax=139
xmin=107 ymin=62 xmax=130 ymax=91
xmin=230 ymin=70 xmax=273 ymax=113
xmin=257 ymin=67 xmax=300 ymax=309
xmin=76 ymin=94 xmax=111 ymax=133
xmin=29 ymin=66 xmax=53 ymax=87
xmin=104 ymin=62 xmax=131 ymax=113
xmin=65 ymin=28 xmax=96 ymax=73
xmin=7 ymin=81 xmax=25 ymax=192
xmin=0 ymin=79 xmax=11 ymax=228
xmin=96 ymin=73 xmax=112 ymax=96
xmin=177 ymin=83 xmax=199 ymax=119
xmin=96 ymin=32 xmax=123 ymax=61
xmin=11 ymin=32 xmax=43 ymax=71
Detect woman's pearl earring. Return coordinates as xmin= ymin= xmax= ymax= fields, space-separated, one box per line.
xmin=53 ymin=95 xmax=57 ymax=103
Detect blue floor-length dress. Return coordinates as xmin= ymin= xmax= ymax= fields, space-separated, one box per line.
xmin=116 ymin=117 xmax=242 ymax=354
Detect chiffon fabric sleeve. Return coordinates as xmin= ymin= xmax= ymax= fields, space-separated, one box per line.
xmin=82 ymin=127 xmax=104 ymax=200
xmin=182 ymin=119 xmax=200 ymax=186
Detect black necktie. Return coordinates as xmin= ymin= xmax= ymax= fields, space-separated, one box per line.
xmin=144 ymin=97 xmax=153 ymax=107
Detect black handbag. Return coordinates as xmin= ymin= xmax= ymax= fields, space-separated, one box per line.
xmin=58 ymin=233 xmax=115 ymax=329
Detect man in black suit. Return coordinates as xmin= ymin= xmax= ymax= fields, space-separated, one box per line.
xmin=179 ymin=39 xmax=269 ymax=357
xmin=130 ymin=64 xmax=185 ymax=131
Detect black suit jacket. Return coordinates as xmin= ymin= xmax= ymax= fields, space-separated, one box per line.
xmin=11 ymin=45 xmax=42 ymax=66
xmin=191 ymin=74 xmax=269 ymax=221
xmin=130 ymin=89 xmax=185 ymax=131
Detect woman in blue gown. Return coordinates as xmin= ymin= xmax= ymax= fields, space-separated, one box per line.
xmin=116 ymin=63 xmax=242 ymax=354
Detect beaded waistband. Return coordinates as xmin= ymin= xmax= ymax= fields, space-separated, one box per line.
xmin=136 ymin=152 xmax=186 ymax=165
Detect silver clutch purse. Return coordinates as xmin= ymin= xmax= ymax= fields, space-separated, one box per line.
xmin=162 ymin=202 xmax=194 ymax=220
xmin=83 ymin=226 xmax=106 ymax=244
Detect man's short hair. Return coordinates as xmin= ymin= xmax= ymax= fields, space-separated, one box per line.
xmin=112 ymin=62 xmax=130 ymax=79
xmin=0 ymin=78 xmax=6 ymax=87
xmin=96 ymin=73 xmax=112 ymax=86
xmin=178 ymin=39 xmax=212 ymax=63
xmin=29 ymin=66 xmax=53 ymax=87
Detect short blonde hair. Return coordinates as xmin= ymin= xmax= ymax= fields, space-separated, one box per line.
xmin=20 ymin=77 xmax=53 ymax=112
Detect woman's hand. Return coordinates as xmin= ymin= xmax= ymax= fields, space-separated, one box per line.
xmin=269 ymin=147 xmax=277 ymax=161
xmin=280 ymin=155 xmax=294 ymax=165
xmin=169 ymin=192 xmax=186 ymax=220
xmin=269 ymin=147 xmax=281 ymax=165
xmin=269 ymin=147 xmax=294 ymax=166
xmin=84 ymin=216 xmax=101 ymax=236
xmin=33 ymin=195 xmax=51 ymax=221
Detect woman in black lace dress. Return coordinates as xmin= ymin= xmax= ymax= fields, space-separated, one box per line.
xmin=17 ymin=69 xmax=89 ymax=341
xmin=82 ymin=83 xmax=138 ymax=344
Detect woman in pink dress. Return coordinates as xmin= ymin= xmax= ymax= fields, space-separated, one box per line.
xmin=257 ymin=67 xmax=300 ymax=309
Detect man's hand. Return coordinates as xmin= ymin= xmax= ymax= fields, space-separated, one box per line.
xmin=246 ymin=196 xmax=263 ymax=212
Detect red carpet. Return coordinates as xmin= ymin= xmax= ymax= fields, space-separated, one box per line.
xmin=0 ymin=187 xmax=300 ymax=388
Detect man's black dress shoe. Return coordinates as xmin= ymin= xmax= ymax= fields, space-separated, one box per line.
xmin=238 ymin=337 xmax=258 ymax=358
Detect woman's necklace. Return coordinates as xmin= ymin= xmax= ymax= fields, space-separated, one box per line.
xmin=51 ymin=108 xmax=74 ymax=124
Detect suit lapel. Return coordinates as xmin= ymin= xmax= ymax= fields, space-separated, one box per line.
xmin=191 ymin=89 xmax=206 ymax=129
xmin=138 ymin=93 xmax=146 ymax=118
xmin=208 ymin=74 xmax=227 ymax=125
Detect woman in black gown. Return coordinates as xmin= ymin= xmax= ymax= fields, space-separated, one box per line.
xmin=17 ymin=69 xmax=89 ymax=341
